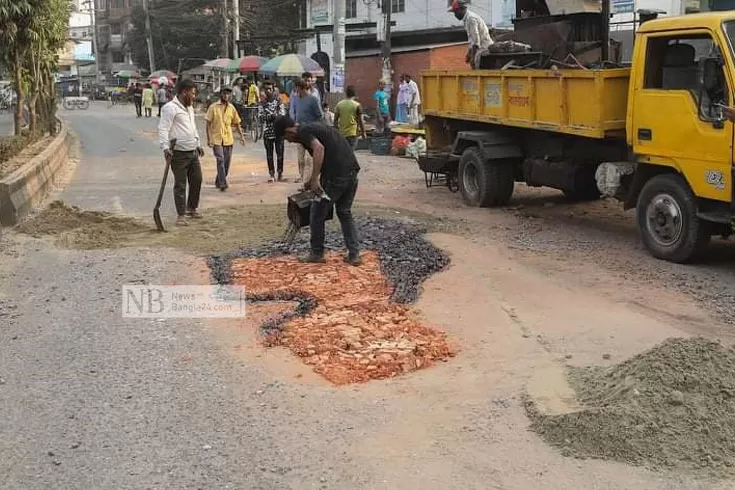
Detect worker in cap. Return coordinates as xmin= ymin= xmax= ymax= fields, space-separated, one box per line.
xmin=449 ymin=0 xmax=494 ymax=69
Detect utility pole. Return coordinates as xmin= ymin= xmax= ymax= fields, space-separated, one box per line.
xmin=233 ymin=0 xmax=240 ymax=58
xmin=143 ymin=0 xmax=156 ymax=72
xmin=84 ymin=0 xmax=100 ymax=83
xmin=380 ymin=0 xmax=392 ymax=97
xmin=222 ymin=0 xmax=230 ymax=58
xmin=332 ymin=0 xmax=345 ymax=93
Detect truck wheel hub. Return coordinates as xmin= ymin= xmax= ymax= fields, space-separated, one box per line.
xmin=646 ymin=193 xmax=683 ymax=246
xmin=463 ymin=164 xmax=479 ymax=198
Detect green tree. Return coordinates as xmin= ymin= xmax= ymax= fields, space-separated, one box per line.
xmin=0 ymin=0 xmax=70 ymax=136
xmin=128 ymin=0 xmax=223 ymax=73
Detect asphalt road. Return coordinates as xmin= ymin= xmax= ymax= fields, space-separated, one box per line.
xmin=0 ymin=103 xmax=370 ymax=489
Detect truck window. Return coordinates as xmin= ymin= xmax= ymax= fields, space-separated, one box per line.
xmin=643 ymin=34 xmax=727 ymax=120
xmin=644 ymin=35 xmax=715 ymax=91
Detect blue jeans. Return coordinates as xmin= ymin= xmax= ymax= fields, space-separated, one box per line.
xmin=310 ymin=173 xmax=360 ymax=257
xmin=212 ymin=145 xmax=233 ymax=188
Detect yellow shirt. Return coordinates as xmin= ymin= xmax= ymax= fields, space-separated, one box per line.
xmin=205 ymin=101 xmax=241 ymax=146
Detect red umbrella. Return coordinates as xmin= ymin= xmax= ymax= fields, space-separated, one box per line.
xmin=234 ymin=56 xmax=268 ymax=73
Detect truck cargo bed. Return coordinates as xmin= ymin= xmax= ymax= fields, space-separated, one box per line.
xmin=421 ymin=68 xmax=630 ymax=139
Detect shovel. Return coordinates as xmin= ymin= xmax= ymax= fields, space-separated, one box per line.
xmin=153 ymin=138 xmax=176 ymax=232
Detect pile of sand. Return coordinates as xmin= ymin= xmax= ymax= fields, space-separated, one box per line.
xmin=16 ymin=200 xmax=146 ymax=249
xmin=527 ymin=337 xmax=735 ymax=473
xmin=229 ymin=251 xmax=455 ymax=384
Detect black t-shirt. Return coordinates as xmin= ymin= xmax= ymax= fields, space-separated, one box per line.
xmin=296 ymin=123 xmax=360 ymax=180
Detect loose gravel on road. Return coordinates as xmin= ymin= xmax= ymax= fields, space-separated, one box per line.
xmin=528 ymin=337 xmax=735 ymax=475
xmin=209 ymin=216 xmax=451 ymax=304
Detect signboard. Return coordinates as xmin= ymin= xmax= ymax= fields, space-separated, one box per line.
xmin=331 ymin=65 xmax=344 ymax=93
xmin=612 ymin=0 xmax=635 ymax=13
xmin=311 ymin=0 xmax=329 ymax=25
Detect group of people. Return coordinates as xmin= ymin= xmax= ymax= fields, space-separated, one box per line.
xmin=129 ymin=82 xmax=172 ymax=118
xmin=373 ymin=74 xmax=422 ymax=133
xmin=157 ymin=77 xmax=364 ymax=265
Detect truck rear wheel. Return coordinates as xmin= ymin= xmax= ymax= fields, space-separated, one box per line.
xmin=636 ymin=174 xmax=710 ymax=263
xmin=458 ymin=147 xmax=515 ymax=207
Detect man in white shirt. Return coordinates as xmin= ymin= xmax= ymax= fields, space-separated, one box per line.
xmin=404 ymin=74 xmax=421 ymax=126
xmin=449 ymin=0 xmax=494 ymax=69
xmin=158 ymin=79 xmax=205 ymax=226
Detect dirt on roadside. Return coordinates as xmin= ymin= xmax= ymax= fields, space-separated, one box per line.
xmin=527 ymin=337 xmax=735 ymax=475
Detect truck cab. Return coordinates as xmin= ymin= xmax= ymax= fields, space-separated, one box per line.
xmin=623 ymin=13 xmax=735 ymax=261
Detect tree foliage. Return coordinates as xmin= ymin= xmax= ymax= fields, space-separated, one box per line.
xmin=128 ymin=0 xmax=224 ymax=73
xmin=128 ymin=0 xmax=304 ymax=72
xmin=0 ymin=0 xmax=71 ymax=136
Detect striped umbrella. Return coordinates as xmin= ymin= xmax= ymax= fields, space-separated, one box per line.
xmin=203 ymin=58 xmax=236 ymax=71
xmin=149 ymin=69 xmax=176 ymax=80
xmin=230 ymin=56 xmax=268 ymax=74
xmin=259 ymin=54 xmax=324 ymax=77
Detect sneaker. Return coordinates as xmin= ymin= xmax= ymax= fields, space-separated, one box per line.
xmin=343 ymin=254 xmax=363 ymax=266
xmin=267 ymin=176 xmax=275 ymax=183
xmin=176 ymin=216 xmax=189 ymax=226
xmin=187 ymin=209 xmax=202 ymax=219
xmin=277 ymin=173 xmax=283 ymax=182
xmin=298 ymin=253 xmax=327 ymax=264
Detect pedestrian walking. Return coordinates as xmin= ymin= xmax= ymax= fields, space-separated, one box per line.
xmin=142 ymin=84 xmax=155 ymax=118
xmin=292 ymin=79 xmax=323 ymax=183
xmin=334 ymin=86 xmax=366 ymax=149
xmin=275 ymin=115 xmax=362 ymax=266
xmin=205 ymin=87 xmax=245 ymax=192
xmin=322 ymin=102 xmax=335 ymax=126
xmin=158 ymin=79 xmax=205 ymax=226
xmin=396 ymin=76 xmax=410 ymax=123
xmin=258 ymin=81 xmax=286 ymax=182
xmin=373 ymin=82 xmax=391 ymax=134
xmin=133 ymin=82 xmax=143 ymax=118
xmin=156 ymin=84 xmax=168 ymax=117
xmin=405 ymin=74 xmax=422 ymax=126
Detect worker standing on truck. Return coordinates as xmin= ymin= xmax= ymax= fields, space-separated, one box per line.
xmin=448 ymin=0 xmax=494 ymax=69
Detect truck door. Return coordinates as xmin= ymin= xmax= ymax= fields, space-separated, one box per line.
xmin=631 ymin=31 xmax=733 ymax=202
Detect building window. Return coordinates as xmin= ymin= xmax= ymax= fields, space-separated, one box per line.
xmin=110 ymin=23 xmax=122 ymax=34
xmin=112 ymin=52 xmax=125 ymax=63
xmin=346 ymin=0 xmax=357 ymax=18
xmin=392 ymin=0 xmax=405 ymax=13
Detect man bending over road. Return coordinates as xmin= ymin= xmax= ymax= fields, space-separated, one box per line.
xmin=274 ymin=115 xmax=362 ymax=266
xmin=158 ymin=79 xmax=205 ymax=226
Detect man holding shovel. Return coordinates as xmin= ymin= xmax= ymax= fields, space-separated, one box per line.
xmin=158 ymin=79 xmax=204 ymax=226
xmin=274 ymin=115 xmax=361 ymax=266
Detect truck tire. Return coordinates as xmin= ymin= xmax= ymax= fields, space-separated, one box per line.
xmin=458 ymin=147 xmax=515 ymax=207
xmin=636 ymin=174 xmax=710 ymax=263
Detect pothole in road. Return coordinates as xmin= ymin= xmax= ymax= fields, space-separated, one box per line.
xmin=209 ymin=217 xmax=456 ymax=385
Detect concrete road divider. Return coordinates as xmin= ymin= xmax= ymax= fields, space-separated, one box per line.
xmin=0 ymin=121 xmax=72 ymax=227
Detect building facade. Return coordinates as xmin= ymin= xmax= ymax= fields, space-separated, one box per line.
xmin=94 ymin=0 xmax=140 ymax=74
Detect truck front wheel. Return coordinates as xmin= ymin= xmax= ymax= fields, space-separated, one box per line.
xmin=636 ymin=174 xmax=710 ymax=263
xmin=458 ymin=147 xmax=514 ymax=207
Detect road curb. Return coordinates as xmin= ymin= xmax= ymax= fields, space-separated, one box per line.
xmin=0 ymin=120 xmax=71 ymax=227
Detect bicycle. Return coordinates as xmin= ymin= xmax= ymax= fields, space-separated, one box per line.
xmin=63 ymin=97 xmax=90 ymax=110
xmin=244 ymin=106 xmax=262 ymax=143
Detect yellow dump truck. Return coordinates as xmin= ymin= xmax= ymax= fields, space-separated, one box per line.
xmin=420 ymin=12 xmax=735 ymax=263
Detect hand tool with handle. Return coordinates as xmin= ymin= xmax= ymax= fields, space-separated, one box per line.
xmin=153 ymin=138 xmax=176 ymax=232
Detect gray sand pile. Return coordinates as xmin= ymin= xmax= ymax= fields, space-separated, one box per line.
xmin=527 ymin=337 xmax=735 ymax=473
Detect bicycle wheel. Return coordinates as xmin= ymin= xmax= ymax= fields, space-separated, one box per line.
xmin=63 ymin=99 xmax=75 ymax=110
xmin=77 ymin=100 xmax=89 ymax=110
